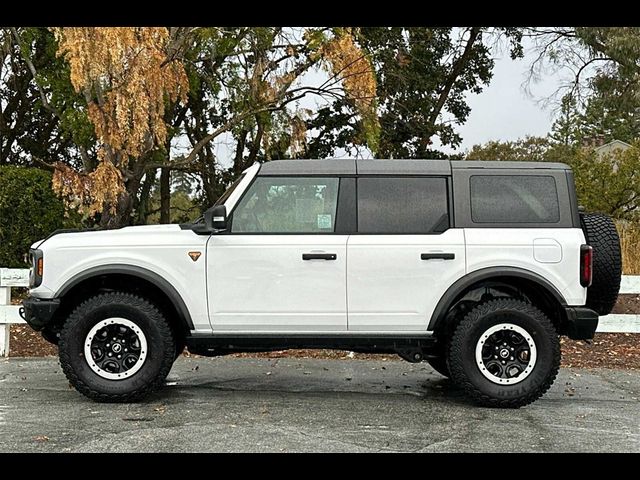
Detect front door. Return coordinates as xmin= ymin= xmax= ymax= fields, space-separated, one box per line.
xmin=207 ymin=176 xmax=348 ymax=332
xmin=347 ymin=176 xmax=466 ymax=331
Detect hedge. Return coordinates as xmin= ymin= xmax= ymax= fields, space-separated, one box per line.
xmin=0 ymin=166 xmax=78 ymax=268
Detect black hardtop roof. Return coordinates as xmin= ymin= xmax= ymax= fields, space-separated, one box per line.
xmin=257 ymin=159 xmax=570 ymax=176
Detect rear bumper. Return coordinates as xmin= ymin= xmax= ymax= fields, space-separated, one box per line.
xmin=21 ymin=297 xmax=60 ymax=331
xmin=564 ymin=307 xmax=599 ymax=340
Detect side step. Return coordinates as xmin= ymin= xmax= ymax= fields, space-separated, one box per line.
xmin=185 ymin=333 xmax=436 ymax=358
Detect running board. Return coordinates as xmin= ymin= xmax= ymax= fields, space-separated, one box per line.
xmin=185 ymin=333 xmax=436 ymax=357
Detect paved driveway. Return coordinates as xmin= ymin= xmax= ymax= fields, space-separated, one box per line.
xmin=0 ymin=356 xmax=638 ymax=452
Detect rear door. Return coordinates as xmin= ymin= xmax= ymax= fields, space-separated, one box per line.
xmin=347 ymin=176 xmax=466 ymax=331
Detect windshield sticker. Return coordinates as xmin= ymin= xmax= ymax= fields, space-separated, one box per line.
xmin=317 ymin=214 xmax=332 ymax=229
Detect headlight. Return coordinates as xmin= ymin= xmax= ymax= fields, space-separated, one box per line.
xmin=29 ymin=249 xmax=43 ymax=288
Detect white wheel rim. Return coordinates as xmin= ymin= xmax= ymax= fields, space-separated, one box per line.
xmin=84 ymin=318 xmax=148 ymax=381
xmin=475 ymin=323 xmax=537 ymax=385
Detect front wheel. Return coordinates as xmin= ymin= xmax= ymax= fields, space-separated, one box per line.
xmin=59 ymin=292 xmax=175 ymax=402
xmin=448 ymin=299 xmax=560 ymax=408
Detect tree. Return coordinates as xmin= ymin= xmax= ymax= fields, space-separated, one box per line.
xmin=164 ymin=27 xmax=380 ymax=208
xmin=575 ymin=74 xmax=640 ymax=145
xmin=466 ymin=136 xmax=554 ymax=162
xmin=306 ymin=27 xmax=524 ymax=158
xmin=570 ymin=144 xmax=640 ymax=218
xmin=1 ymin=27 xmax=525 ymax=229
xmin=549 ymin=94 xmax=582 ymax=146
xmin=50 ymin=27 xmax=189 ymax=228
xmin=0 ymin=28 xmax=94 ymax=169
xmin=0 ymin=166 xmax=80 ymax=268
xmin=527 ymin=28 xmax=640 ymax=140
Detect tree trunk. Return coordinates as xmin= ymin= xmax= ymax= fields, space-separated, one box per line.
xmin=135 ymin=170 xmax=156 ymax=225
xmin=100 ymin=164 xmax=150 ymax=229
xmin=160 ymin=167 xmax=171 ymax=224
xmin=233 ymin=129 xmax=248 ymax=175
xmin=99 ymin=190 xmax=133 ymax=229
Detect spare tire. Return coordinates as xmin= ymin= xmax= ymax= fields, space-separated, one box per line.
xmin=580 ymin=212 xmax=622 ymax=315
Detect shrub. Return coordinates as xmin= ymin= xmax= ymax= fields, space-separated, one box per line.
xmin=0 ymin=166 xmax=79 ymax=268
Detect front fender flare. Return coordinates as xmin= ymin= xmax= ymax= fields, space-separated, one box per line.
xmin=56 ymin=264 xmax=194 ymax=330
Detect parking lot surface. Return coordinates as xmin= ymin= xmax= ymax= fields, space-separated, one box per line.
xmin=1 ymin=356 xmax=638 ymax=452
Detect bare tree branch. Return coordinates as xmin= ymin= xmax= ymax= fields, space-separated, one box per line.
xmin=427 ymin=27 xmax=481 ymax=129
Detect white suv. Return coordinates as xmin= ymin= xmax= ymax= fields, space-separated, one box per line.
xmin=22 ymin=159 xmax=622 ymax=407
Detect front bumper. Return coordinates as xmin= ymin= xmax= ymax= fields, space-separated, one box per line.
xmin=564 ymin=307 xmax=599 ymax=340
xmin=21 ymin=297 xmax=61 ymax=331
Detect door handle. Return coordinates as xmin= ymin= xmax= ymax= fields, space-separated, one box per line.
xmin=303 ymin=253 xmax=337 ymax=261
xmin=421 ymin=253 xmax=455 ymax=260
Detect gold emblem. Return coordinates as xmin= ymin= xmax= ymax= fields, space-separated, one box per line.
xmin=188 ymin=251 xmax=202 ymax=262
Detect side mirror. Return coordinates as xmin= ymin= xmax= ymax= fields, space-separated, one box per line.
xmin=205 ymin=204 xmax=228 ymax=231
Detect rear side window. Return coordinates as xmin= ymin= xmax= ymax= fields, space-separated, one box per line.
xmin=357 ymin=177 xmax=449 ymax=234
xmin=470 ymin=175 xmax=560 ymax=224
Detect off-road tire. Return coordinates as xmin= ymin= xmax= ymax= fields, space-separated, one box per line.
xmin=59 ymin=292 xmax=175 ymax=403
xmin=448 ymin=299 xmax=560 ymax=408
xmin=580 ymin=212 xmax=622 ymax=315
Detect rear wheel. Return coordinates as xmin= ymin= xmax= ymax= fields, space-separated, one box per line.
xmin=59 ymin=292 xmax=175 ymax=402
xmin=448 ymin=298 xmax=560 ymax=408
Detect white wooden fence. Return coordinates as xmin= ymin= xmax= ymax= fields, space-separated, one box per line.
xmin=0 ymin=268 xmax=30 ymax=356
xmin=1 ymin=268 xmax=639 ymax=356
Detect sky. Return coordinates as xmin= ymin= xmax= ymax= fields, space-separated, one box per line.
xmin=447 ymin=48 xmax=565 ymax=154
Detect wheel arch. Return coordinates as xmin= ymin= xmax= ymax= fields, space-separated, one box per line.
xmin=54 ymin=265 xmax=194 ymax=333
xmin=428 ymin=267 xmax=568 ymax=332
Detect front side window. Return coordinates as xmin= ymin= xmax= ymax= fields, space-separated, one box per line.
xmin=357 ymin=177 xmax=449 ymax=234
xmin=470 ymin=175 xmax=560 ymax=224
xmin=231 ymin=177 xmax=339 ymax=233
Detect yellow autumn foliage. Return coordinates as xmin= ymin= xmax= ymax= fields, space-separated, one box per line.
xmin=52 ymin=27 xmax=188 ymax=216
xmin=322 ymin=32 xmax=376 ymax=114
xmin=321 ymin=30 xmax=379 ymax=151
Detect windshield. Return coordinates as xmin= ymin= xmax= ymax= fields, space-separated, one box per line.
xmin=213 ymin=174 xmax=245 ymax=207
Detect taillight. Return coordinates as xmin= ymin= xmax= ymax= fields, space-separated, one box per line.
xmin=580 ymin=245 xmax=593 ymax=287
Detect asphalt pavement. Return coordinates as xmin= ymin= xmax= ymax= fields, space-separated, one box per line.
xmin=0 ymin=356 xmax=638 ymax=452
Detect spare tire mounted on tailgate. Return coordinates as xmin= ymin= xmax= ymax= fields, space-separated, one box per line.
xmin=580 ymin=212 xmax=622 ymax=315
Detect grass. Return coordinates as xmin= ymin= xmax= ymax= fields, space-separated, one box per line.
xmin=617 ymin=220 xmax=640 ymax=275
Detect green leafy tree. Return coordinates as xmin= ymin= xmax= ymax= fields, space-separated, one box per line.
xmin=307 ymin=27 xmax=523 ymax=158
xmin=549 ymin=95 xmax=582 ymax=146
xmin=570 ymin=144 xmax=640 ymax=218
xmin=528 ymin=27 xmax=640 ymax=145
xmin=0 ymin=166 xmax=80 ymax=267
xmin=576 ymin=75 xmax=640 ymax=144
xmin=0 ymin=28 xmax=94 ymax=169
xmin=466 ymin=136 xmax=554 ymax=162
